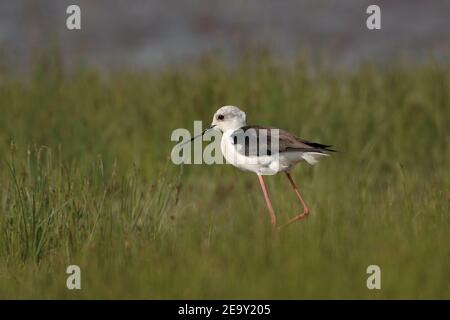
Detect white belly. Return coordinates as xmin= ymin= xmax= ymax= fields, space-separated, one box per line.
xmin=220 ymin=130 xmax=302 ymax=175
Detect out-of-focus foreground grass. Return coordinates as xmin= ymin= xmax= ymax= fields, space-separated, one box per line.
xmin=0 ymin=53 xmax=449 ymax=298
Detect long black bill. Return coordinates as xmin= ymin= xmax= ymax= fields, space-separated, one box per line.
xmin=178 ymin=125 xmax=216 ymax=147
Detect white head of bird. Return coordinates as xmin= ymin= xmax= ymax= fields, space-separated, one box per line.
xmin=211 ymin=105 xmax=247 ymax=133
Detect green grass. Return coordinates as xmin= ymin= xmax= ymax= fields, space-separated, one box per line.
xmin=0 ymin=53 xmax=449 ymax=298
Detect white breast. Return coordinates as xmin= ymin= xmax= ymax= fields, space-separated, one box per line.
xmin=220 ymin=130 xmax=295 ymax=175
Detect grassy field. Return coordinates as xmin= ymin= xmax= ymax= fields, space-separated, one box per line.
xmin=0 ymin=53 xmax=449 ymax=299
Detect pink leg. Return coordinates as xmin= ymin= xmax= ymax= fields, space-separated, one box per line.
xmin=281 ymin=171 xmax=310 ymax=228
xmin=257 ymin=174 xmax=277 ymax=229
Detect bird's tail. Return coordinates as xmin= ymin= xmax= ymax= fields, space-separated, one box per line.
xmin=302 ymin=152 xmax=330 ymax=165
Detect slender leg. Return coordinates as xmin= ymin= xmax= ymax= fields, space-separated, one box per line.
xmin=257 ymin=174 xmax=277 ymax=229
xmin=281 ymin=171 xmax=310 ymax=228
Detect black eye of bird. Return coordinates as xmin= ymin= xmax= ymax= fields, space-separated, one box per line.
xmin=217 ymin=114 xmax=224 ymax=120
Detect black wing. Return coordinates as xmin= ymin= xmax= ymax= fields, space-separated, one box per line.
xmin=230 ymin=125 xmax=335 ymax=157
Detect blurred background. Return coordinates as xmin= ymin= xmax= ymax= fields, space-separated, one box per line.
xmin=1 ymin=0 xmax=449 ymax=73
xmin=0 ymin=1 xmax=449 ymax=299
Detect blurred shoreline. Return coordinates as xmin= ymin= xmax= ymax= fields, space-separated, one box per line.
xmin=0 ymin=0 xmax=449 ymax=74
